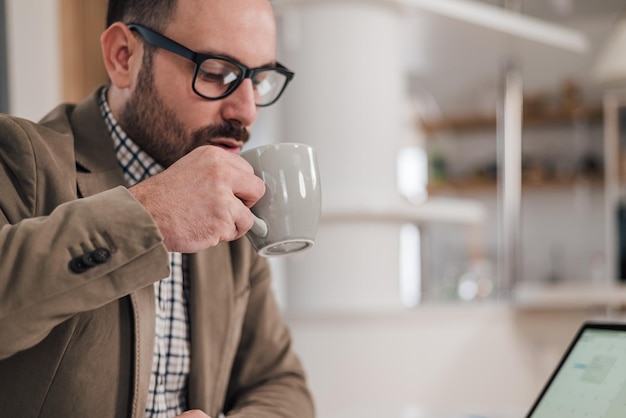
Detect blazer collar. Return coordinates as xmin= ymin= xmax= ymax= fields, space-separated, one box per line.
xmin=71 ymin=88 xmax=127 ymax=196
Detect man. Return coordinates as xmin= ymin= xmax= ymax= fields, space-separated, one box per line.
xmin=0 ymin=0 xmax=314 ymax=417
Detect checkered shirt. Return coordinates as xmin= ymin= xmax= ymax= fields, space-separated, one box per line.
xmin=99 ymin=87 xmax=191 ymax=417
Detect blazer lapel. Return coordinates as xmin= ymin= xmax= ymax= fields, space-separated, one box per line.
xmin=129 ymin=286 xmax=156 ymax=418
xmin=187 ymin=243 xmax=236 ymax=416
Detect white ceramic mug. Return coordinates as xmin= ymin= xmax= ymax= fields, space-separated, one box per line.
xmin=240 ymin=143 xmax=322 ymax=256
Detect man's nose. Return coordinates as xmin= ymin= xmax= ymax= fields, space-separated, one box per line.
xmin=221 ymin=78 xmax=258 ymax=128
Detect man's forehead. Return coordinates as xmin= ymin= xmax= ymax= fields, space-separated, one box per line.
xmin=169 ymin=0 xmax=274 ymax=29
xmin=166 ymin=0 xmax=276 ymax=63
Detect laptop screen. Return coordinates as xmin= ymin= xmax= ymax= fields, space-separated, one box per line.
xmin=527 ymin=322 xmax=626 ymax=418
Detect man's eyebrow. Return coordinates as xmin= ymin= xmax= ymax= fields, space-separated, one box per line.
xmin=197 ymin=50 xmax=277 ymax=68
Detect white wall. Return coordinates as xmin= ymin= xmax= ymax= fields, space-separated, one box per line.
xmin=5 ymin=0 xmax=60 ymax=120
xmin=278 ymin=2 xmax=427 ymax=314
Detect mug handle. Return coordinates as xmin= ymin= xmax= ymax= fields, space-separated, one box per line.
xmin=250 ymin=215 xmax=268 ymax=238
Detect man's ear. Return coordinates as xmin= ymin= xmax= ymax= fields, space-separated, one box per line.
xmin=100 ymin=23 xmax=142 ymax=89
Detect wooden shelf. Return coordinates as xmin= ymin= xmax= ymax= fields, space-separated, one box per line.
xmin=428 ymin=176 xmax=603 ymax=194
xmin=419 ymin=105 xmax=603 ymax=135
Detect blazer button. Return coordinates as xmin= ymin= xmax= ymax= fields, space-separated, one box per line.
xmin=92 ymin=248 xmax=111 ymax=263
xmin=69 ymin=257 xmax=88 ymax=274
xmin=81 ymin=252 xmax=98 ymax=267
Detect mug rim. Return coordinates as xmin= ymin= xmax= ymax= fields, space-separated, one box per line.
xmin=240 ymin=142 xmax=312 ymax=156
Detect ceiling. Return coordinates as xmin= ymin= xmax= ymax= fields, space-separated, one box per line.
xmin=405 ymin=0 xmax=624 ymax=117
xmin=478 ymin=0 xmax=624 ymax=20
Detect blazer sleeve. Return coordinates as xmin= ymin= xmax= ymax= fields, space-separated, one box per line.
xmin=0 ymin=115 xmax=170 ymax=360
xmin=223 ymin=249 xmax=315 ymax=418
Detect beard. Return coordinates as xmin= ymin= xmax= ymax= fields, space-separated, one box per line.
xmin=118 ymin=52 xmax=250 ymax=167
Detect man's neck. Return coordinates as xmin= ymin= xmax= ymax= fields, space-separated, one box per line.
xmin=105 ymin=85 xmax=130 ymax=124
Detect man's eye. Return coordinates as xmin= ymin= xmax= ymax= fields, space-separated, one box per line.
xmin=197 ymin=70 xmax=225 ymax=83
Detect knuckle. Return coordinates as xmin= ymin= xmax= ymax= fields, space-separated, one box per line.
xmin=242 ymin=212 xmax=255 ymax=232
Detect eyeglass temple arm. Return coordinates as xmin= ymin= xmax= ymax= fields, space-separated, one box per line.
xmin=127 ymin=23 xmax=198 ymax=62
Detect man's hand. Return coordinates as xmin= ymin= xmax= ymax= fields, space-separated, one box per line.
xmin=176 ymin=410 xmax=212 ymax=418
xmin=130 ymin=145 xmax=265 ymax=253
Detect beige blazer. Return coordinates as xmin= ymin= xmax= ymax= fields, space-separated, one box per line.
xmin=0 ymin=91 xmax=314 ymax=418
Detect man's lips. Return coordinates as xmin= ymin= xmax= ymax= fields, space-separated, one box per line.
xmin=210 ymin=139 xmax=244 ymax=153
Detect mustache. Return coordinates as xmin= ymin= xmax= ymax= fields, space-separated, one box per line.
xmin=193 ymin=120 xmax=250 ymax=144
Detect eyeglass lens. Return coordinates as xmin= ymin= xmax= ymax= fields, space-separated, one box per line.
xmin=195 ymin=58 xmax=289 ymax=106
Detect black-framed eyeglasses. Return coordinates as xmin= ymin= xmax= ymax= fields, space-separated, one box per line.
xmin=128 ymin=23 xmax=294 ymax=107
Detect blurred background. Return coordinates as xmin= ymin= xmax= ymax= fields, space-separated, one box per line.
xmin=4 ymin=0 xmax=626 ymax=416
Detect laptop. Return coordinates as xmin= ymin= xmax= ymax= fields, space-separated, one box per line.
xmin=526 ymin=321 xmax=626 ymax=418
